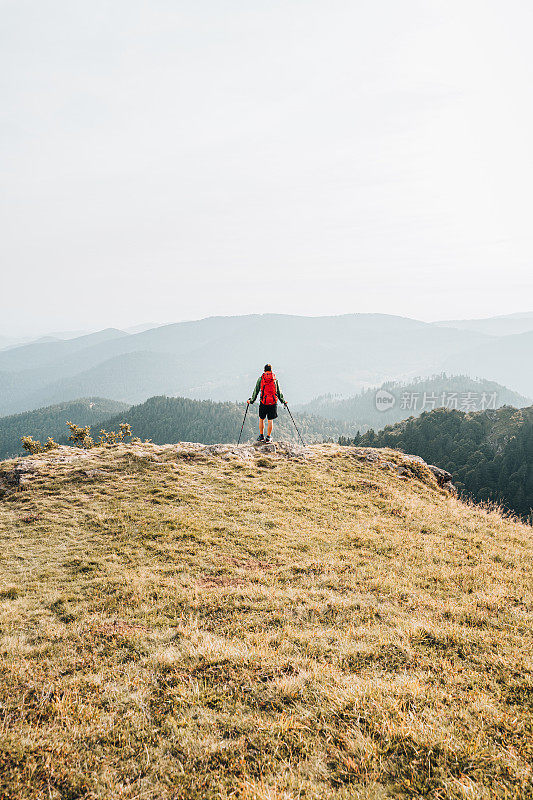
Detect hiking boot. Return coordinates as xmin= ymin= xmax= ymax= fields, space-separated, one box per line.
xmin=256 ymin=434 xmax=264 ymax=442
xmin=264 ymin=435 xmax=271 ymax=443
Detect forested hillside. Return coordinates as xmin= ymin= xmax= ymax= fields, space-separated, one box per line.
xmin=0 ymin=398 xmax=129 ymax=459
xmin=299 ymin=374 xmax=529 ymax=430
xmin=94 ymin=395 xmax=354 ymax=445
xmin=342 ymin=405 xmax=533 ymax=519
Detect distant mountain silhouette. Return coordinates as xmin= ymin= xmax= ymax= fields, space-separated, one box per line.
xmin=433 ymin=311 xmax=533 ymax=337
xmin=0 ymin=328 xmax=127 ymax=372
xmin=0 ymin=314 xmax=494 ymax=415
xmin=443 ymin=330 xmax=533 ymax=398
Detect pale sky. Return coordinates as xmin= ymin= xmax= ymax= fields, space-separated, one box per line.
xmin=1 ymin=0 xmax=533 ymax=335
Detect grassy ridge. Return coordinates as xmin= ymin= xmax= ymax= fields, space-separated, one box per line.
xmin=0 ymin=442 xmax=532 ymax=799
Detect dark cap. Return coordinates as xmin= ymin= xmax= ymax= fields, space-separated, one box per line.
xmin=264 ymin=363 xmax=272 ymax=372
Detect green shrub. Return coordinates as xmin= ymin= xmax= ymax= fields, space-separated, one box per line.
xmin=21 ymin=435 xmax=59 ymax=454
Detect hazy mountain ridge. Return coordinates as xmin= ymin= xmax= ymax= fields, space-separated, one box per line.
xmin=298 ymin=374 xmax=531 ymax=431
xmin=0 ymin=328 xmax=128 ymax=372
xmin=443 ymin=329 xmax=533 ymax=398
xmin=0 ymin=314 xmax=496 ymax=415
xmin=433 ymin=311 xmax=533 ymax=337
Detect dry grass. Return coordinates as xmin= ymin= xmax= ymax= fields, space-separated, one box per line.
xmin=0 ymin=442 xmax=532 ymax=800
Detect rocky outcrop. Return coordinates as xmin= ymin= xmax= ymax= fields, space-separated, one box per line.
xmin=0 ymin=460 xmax=40 ymax=497
xmin=393 ymin=454 xmax=456 ymax=494
xmin=0 ymin=446 xmax=96 ymax=497
xmin=427 ymin=464 xmax=456 ymax=492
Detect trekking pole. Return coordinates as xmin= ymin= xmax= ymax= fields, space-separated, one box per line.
xmin=237 ymin=403 xmax=249 ymax=445
xmin=284 ymin=403 xmax=305 ymax=447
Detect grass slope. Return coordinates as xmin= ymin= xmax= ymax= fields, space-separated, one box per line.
xmin=0 ymin=442 xmax=532 ymax=799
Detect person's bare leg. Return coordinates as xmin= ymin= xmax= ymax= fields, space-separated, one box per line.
xmin=267 ymin=420 xmax=273 ymax=437
xmin=259 ymin=418 xmax=264 ymax=436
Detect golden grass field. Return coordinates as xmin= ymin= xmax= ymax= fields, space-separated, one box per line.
xmin=0 ymin=441 xmax=532 ymax=799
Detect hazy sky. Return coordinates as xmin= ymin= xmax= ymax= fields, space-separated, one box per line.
xmin=2 ymin=0 xmax=533 ymax=335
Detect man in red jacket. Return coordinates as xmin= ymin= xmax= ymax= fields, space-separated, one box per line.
xmin=248 ymin=364 xmax=286 ymax=442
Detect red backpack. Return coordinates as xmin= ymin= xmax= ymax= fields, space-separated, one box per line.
xmin=260 ymin=371 xmax=277 ymax=405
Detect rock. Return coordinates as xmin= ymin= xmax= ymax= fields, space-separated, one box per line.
xmin=0 ymin=465 xmax=29 ymax=496
xmin=347 ymin=448 xmax=380 ymax=462
xmin=427 ymin=464 xmax=453 ymax=486
xmin=204 ymin=444 xmax=253 ymax=461
xmin=16 ymin=461 xmax=40 ymax=473
xmin=271 ymin=442 xmax=308 ymax=459
xmin=402 ymin=454 xmax=427 ymax=466
xmin=206 ymin=444 xmax=237 ymax=456
xmin=174 ymin=441 xmax=308 ymax=463
xmin=255 ymin=443 xmax=276 ymax=454
xmin=395 ymin=458 xmax=457 ymax=493
xmin=346 ymin=450 xmax=367 ymax=460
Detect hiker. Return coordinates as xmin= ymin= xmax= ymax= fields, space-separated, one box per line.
xmin=247 ymin=364 xmax=286 ymax=443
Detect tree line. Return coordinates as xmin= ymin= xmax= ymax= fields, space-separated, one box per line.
xmin=95 ymin=395 xmax=353 ymax=446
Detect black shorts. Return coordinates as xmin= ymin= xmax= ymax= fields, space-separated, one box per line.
xmin=259 ymin=402 xmax=278 ymax=420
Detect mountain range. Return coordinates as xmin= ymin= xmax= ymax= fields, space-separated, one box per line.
xmin=1 ymin=312 xmax=532 ymax=416
xmin=3 ymin=372 xmax=530 ymax=461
